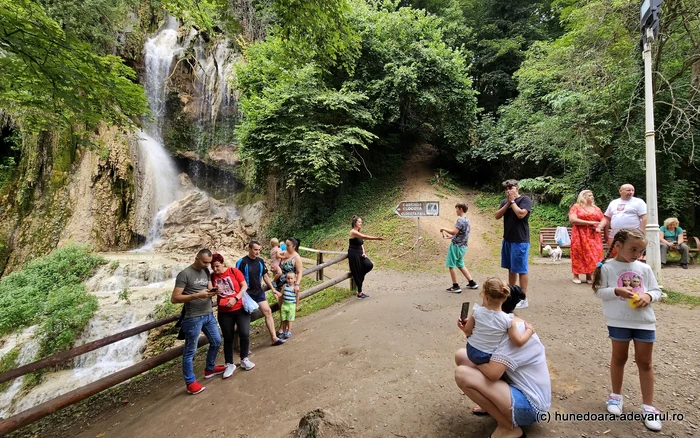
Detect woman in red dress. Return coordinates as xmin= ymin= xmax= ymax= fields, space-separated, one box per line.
xmin=568 ymin=190 xmax=604 ymax=284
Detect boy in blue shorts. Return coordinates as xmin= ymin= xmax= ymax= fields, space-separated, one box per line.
xmin=495 ymin=179 xmax=532 ymax=309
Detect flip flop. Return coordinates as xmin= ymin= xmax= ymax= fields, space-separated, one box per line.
xmin=487 ymin=432 xmax=525 ymax=438
xmin=271 ymin=339 xmax=285 ymax=346
xmin=471 ymin=405 xmax=489 ymax=416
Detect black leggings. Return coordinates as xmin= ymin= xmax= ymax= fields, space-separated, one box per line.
xmin=348 ymin=251 xmax=374 ymax=293
xmin=218 ymin=309 xmax=250 ymax=363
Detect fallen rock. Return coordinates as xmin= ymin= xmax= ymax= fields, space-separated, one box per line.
xmin=295 ymin=409 xmax=353 ymax=438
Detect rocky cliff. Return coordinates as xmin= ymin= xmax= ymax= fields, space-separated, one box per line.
xmin=0 ymin=14 xmax=260 ymax=276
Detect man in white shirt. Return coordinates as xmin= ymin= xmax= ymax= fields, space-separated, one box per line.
xmin=597 ymin=184 xmax=647 ymax=242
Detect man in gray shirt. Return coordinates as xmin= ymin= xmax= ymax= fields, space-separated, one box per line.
xmin=171 ymin=248 xmax=223 ymax=394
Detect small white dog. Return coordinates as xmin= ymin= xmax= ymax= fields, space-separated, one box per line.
xmin=543 ymin=245 xmax=563 ymax=262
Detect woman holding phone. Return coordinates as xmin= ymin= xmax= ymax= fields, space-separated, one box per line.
xmin=211 ymin=253 xmax=255 ymax=378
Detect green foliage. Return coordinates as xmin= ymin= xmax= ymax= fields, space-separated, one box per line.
xmin=270 ymin=0 xmax=361 ymax=72
xmin=118 ymin=287 xmax=132 ymax=304
xmin=266 ymin=172 xmax=401 ymax=246
xmin=408 ymin=0 xmax=562 ymax=114
xmin=153 ymin=295 xmax=179 ymax=320
xmin=160 ymin=0 xmax=232 ymax=32
xmin=237 ymin=58 xmax=377 ymax=192
xmin=0 ymin=245 xmax=105 ymax=358
xmin=37 ymin=0 xmax=136 ymax=54
xmin=236 ymin=1 xmax=478 ymax=195
xmin=429 ymin=169 xmax=460 ymax=194
xmin=0 ymin=0 xmax=147 ymax=131
xmin=466 ymin=0 xmax=700 ymax=230
xmin=0 ymin=347 xmax=20 ymax=392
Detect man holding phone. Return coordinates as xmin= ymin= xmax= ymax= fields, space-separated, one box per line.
xmin=171 ymin=248 xmax=224 ymax=395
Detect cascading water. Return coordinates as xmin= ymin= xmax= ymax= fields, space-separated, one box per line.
xmin=185 ymin=36 xmax=239 ymax=199
xmin=0 ymin=254 xmax=184 ymax=418
xmin=135 ymin=16 xmax=187 ymax=246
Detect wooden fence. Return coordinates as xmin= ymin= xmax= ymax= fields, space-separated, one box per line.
xmin=0 ymin=250 xmax=350 ymax=436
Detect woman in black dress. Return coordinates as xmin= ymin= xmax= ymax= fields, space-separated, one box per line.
xmin=349 ymin=215 xmax=384 ymax=299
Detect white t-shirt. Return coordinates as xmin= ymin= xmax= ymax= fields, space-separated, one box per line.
xmin=491 ymin=322 xmax=552 ymax=416
xmin=604 ymin=197 xmax=647 ymax=238
xmin=594 ymin=259 xmax=661 ymax=330
xmin=468 ymin=304 xmax=514 ymax=354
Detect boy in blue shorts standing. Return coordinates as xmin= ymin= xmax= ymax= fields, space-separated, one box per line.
xmin=495 ymin=179 xmax=532 ymax=309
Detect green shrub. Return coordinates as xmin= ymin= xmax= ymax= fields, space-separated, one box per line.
xmin=0 ymin=245 xmax=105 ymax=359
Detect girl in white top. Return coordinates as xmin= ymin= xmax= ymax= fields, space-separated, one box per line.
xmin=462 ymin=278 xmax=535 ymax=367
xmin=592 ymin=228 xmax=663 ymax=432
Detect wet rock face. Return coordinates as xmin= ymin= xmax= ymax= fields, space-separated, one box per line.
xmin=153 ymin=191 xmax=250 ymax=254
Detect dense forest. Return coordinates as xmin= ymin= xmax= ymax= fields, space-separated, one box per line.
xmin=1 ymin=0 xmax=699 ymax=257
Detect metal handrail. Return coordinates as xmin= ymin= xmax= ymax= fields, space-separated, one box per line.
xmin=0 ymin=249 xmax=351 ymax=436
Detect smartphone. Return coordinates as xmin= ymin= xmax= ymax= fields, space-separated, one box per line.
xmin=460 ymin=302 xmax=470 ymax=321
xmin=209 ymin=287 xmax=219 ymax=294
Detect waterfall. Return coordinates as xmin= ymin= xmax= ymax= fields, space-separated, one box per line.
xmin=135 ymin=16 xmax=186 ymax=245
xmin=0 ymin=256 xmax=184 ymax=418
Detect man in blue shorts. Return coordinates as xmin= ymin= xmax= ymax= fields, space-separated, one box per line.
xmin=495 ymin=179 xmax=532 ymax=309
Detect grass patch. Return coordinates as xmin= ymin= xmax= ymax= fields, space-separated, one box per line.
xmin=252 ymin=277 xmax=354 ymax=330
xmin=662 ymin=289 xmax=700 ymax=308
xmin=0 ymin=347 xmax=20 ymax=392
xmin=0 ymin=245 xmax=105 ymax=360
xmin=474 ymin=192 xmax=502 ymax=213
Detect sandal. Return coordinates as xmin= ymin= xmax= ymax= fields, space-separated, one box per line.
xmin=471 ymin=405 xmax=489 ymax=416
xmin=271 ymin=339 xmax=285 ymax=346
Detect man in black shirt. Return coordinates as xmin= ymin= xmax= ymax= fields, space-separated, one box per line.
xmin=236 ymin=241 xmax=285 ymax=346
xmin=495 ymin=179 xmax=532 ymax=309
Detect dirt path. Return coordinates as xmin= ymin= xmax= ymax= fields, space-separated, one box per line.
xmin=67 ymin=158 xmax=699 ymax=438
xmin=50 ymin=151 xmax=700 ymax=438
xmin=69 ymin=262 xmax=698 ymax=438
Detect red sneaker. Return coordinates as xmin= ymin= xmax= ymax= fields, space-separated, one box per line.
xmin=204 ymin=365 xmax=226 ymax=379
xmin=186 ymin=381 xmax=205 ymax=395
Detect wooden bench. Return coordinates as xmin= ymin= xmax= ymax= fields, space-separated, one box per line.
xmin=539 ymin=227 xmax=700 ymax=261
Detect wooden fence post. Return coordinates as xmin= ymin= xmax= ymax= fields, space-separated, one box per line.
xmin=316 ymin=252 xmax=324 ymax=281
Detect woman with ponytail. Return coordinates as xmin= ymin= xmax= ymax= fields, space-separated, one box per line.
xmin=348 ymin=216 xmax=384 ymax=299
xmin=591 ymin=228 xmax=663 ymax=431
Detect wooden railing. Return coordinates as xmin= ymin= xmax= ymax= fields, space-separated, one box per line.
xmin=0 ymin=250 xmax=350 ymax=436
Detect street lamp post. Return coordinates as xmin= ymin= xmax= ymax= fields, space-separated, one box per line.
xmin=640 ymin=0 xmax=663 ymax=283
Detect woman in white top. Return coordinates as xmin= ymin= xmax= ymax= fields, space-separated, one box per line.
xmin=455 ymin=288 xmax=552 ymax=438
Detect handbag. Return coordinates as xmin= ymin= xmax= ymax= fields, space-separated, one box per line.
xmin=241 ymin=291 xmax=259 ymax=314
xmin=555 ymin=226 xmax=571 ymax=246
xmin=175 ymin=305 xmax=186 ymax=340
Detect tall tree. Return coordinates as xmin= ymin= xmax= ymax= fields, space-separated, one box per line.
xmin=0 ymin=0 xmax=147 ymax=130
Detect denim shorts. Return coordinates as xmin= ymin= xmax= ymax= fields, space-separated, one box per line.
xmin=466 ymin=343 xmax=492 ymax=365
xmin=501 ymin=241 xmax=530 ymax=274
xmin=607 ymin=326 xmax=656 ymax=343
xmin=510 ymin=385 xmax=538 ymax=427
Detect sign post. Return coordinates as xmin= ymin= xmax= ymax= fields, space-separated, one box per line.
xmin=394 ymin=199 xmax=441 ymax=258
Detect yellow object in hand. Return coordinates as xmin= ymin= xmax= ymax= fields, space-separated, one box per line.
xmin=629 ymin=293 xmax=640 ymax=309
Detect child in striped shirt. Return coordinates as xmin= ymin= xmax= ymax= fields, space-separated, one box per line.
xmin=279 ymin=272 xmax=299 ymax=339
